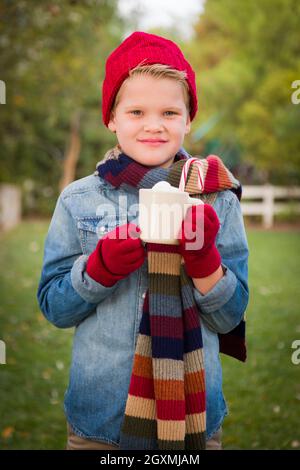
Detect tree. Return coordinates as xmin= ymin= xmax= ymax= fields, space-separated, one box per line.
xmin=0 ymin=0 xmax=125 ymax=213
xmin=186 ymin=0 xmax=300 ymax=183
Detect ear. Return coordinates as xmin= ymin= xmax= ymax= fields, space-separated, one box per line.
xmin=185 ymin=115 xmax=191 ymax=135
xmin=108 ymin=113 xmax=116 ymax=133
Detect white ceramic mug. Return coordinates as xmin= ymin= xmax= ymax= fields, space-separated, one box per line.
xmin=139 ymin=181 xmax=203 ymax=245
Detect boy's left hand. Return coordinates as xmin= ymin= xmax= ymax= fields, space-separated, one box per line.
xmin=178 ymin=204 xmax=221 ymax=278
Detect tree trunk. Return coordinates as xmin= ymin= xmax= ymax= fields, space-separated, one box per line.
xmin=59 ymin=111 xmax=81 ymax=191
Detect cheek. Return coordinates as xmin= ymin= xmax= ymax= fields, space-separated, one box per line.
xmin=168 ymin=120 xmax=187 ymax=135
xmin=117 ymin=120 xmax=139 ymax=136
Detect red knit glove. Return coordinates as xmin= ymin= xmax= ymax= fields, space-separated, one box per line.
xmin=178 ymin=204 xmax=221 ymax=278
xmin=86 ymin=223 xmax=146 ymax=287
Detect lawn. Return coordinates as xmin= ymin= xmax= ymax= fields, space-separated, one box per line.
xmin=0 ymin=221 xmax=299 ymax=449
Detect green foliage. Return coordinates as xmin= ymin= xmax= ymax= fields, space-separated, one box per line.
xmin=186 ymin=0 xmax=300 ymax=182
xmin=0 ymin=1 xmax=125 ymax=207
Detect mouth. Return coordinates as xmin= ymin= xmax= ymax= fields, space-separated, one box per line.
xmin=137 ymin=139 xmax=168 ymax=146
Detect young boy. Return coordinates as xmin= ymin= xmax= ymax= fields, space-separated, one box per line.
xmin=37 ymin=31 xmax=249 ymax=450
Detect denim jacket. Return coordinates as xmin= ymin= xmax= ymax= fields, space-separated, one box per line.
xmin=37 ymin=164 xmax=249 ymax=446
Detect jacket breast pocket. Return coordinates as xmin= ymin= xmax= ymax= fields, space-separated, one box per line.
xmin=76 ymin=215 xmax=121 ymax=255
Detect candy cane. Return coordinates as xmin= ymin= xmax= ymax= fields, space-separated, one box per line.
xmin=179 ymin=158 xmax=205 ymax=192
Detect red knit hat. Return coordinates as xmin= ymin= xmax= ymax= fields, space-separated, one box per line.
xmin=102 ymin=31 xmax=198 ymax=127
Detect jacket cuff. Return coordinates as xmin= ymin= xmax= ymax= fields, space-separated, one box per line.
xmin=71 ymin=255 xmax=118 ymax=304
xmin=193 ymin=263 xmax=237 ymax=314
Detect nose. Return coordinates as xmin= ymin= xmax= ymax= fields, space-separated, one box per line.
xmin=143 ymin=116 xmax=164 ymax=132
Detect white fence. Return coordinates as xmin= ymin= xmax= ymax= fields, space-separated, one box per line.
xmin=0 ymin=183 xmax=299 ymax=231
xmin=0 ymin=184 xmax=22 ymax=231
xmin=241 ymin=185 xmax=300 ymax=228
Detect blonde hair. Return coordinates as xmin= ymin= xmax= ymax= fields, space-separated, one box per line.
xmin=110 ymin=63 xmax=190 ymax=116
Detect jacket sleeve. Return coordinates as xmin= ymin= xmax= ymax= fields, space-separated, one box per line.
xmin=193 ymin=192 xmax=249 ymax=334
xmin=37 ymin=192 xmax=118 ymax=329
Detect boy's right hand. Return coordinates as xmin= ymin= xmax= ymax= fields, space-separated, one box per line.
xmin=86 ymin=223 xmax=146 ymax=287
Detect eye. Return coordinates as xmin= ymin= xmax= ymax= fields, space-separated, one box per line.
xmin=164 ymin=111 xmax=178 ymax=116
xmin=130 ymin=110 xmax=142 ymax=116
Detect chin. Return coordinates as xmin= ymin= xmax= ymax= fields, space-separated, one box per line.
xmin=139 ymin=158 xmax=166 ymax=167
xmin=135 ymin=151 xmax=170 ymax=163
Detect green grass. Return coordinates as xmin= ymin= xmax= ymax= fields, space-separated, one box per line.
xmin=0 ymin=221 xmax=300 ymax=449
xmin=0 ymin=221 xmax=73 ymax=449
xmin=222 ymin=228 xmax=300 ymax=450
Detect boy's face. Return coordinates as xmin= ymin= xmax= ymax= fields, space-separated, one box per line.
xmin=108 ymin=75 xmax=191 ymax=168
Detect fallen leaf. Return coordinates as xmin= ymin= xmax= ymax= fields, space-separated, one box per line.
xmin=2 ymin=426 xmax=14 ymax=439
xmin=37 ymin=313 xmax=45 ymax=323
xmin=42 ymin=369 xmax=52 ymax=380
xmin=29 ymin=241 xmax=39 ymax=252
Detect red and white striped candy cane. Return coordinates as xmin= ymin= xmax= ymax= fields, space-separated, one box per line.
xmin=179 ymin=158 xmax=204 ymax=193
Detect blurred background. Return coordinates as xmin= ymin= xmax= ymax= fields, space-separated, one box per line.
xmin=0 ymin=0 xmax=300 ymax=450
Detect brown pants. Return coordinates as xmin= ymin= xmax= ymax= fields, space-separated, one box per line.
xmin=66 ymin=423 xmax=222 ymax=450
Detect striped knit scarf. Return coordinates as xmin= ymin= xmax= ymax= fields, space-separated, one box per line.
xmin=96 ymin=146 xmax=246 ymax=450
